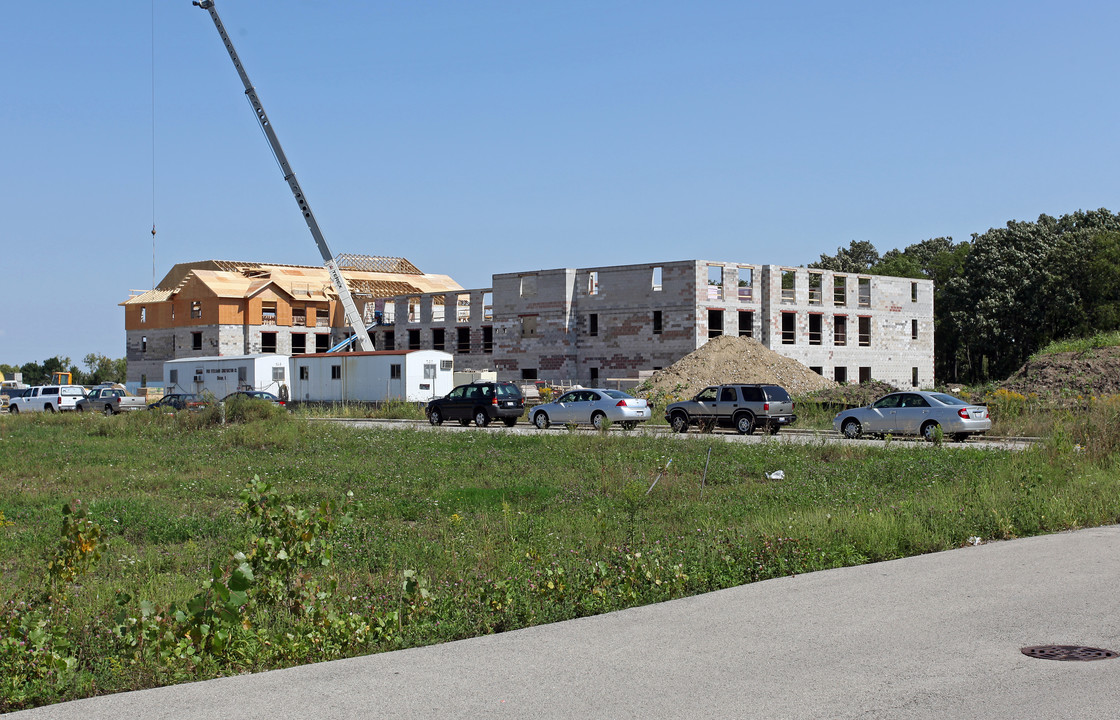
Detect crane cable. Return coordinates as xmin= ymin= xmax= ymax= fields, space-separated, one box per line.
xmin=150 ymin=0 xmax=158 ymax=289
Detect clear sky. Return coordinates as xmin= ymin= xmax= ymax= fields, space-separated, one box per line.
xmin=3 ymin=0 xmax=1119 ymax=368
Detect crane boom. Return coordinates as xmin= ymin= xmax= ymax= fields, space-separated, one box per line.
xmin=193 ymin=0 xmax=372 ymax=352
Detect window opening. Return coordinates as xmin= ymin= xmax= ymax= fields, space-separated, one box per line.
xmin=589 ymin=367 xmax=598 ymax=383
xmin=858 ymin=366 xmax=872 ymax=383
xmin=315 ymin=334 xmax=330 ymax=353
xmin=911 ymin=282 xmax=918 ymax=302
xmin=299 ymin=366 xmax=309 ymax=380
xmin=834 ymin=316 xmax=847 ymax=346
xmin=708 ymin=309 xmax=724 ymax=339
xmin=858 ymin=278 xmax=871 ymax=307
xmin=808 ymin=314 xmax=822 ymax=345
xmin=383 ymin=330 xmax=395 ymax=351
xmin=483 ymin=326 xmax=493 ymax=353
xmin=390 ymin=364 xmax=401 ymax=379
xmin=293 ymin=307 xmax=307 ymax=326
xmin=834 ymin=276 xmax=847 ymax=306
xmin=456 ymin=293 xmax=471 ymax=323
xmin=810 ymin=366 xmax=823 ymax=375
xmin=738 ymin=266 xmax=754 ymax=302
xmin=834 ymin=366 xmax=847 ymax=383
xmin=408 ymin=329 xmax=420 ymax=350
xmin=587 ymin=271 xmax=599 ymax=296
xmin=331 ymin=365 xmax=341 ymax=380
xmin=408 ymin=296 xmax=421 ymax=323
xmin=141 ymin=336 xmax=147 ymax=352
xmin=707 ymin=265 xmax=723 ymax=301
xmin=272 ymin=366 xmax=285 ymax=382
xmin=808 ymin=272 xmax=823 ymax=305
xmin=781 ymin=270 xmax=796 ymax=304
xmin=781 ymin=312 xmax=796 ymax=344
xmin=521 ymin=368 xmax=538 ymax=381
xmin=653 ymin=310 xmax=663 ymax=334
xmin=292 ymin=333 xmax=306 ymax=354
xmin=432 ymin=327 xmax=445 ymax=351
xmin=738 ymin=310 xmax=754 ymax=337
xmin=431 ymin=296 xmax=445 ymax=323
xmin=191 ymin=301 xmax=202 ymax=319
xmin=912 ymin=367 xmax=919 ymax=387
xmin=520 ymin=275 xmax=537 ymax=298
xmin=170 ymin=369 xmax=178 ymax=384
xmin=261 ymin=301 xmax=277 ymax=325
xmin=589 ymin=314 xmax=598 ymax=336
xmin=858 ymin=316 xmax=871 ymax=347
xmin=140 ymin=307 xmax=147 ymax=323
xmin=192 ymin=332 xmax=202 ymax=350
xmin=652 ymin=266 xmax=663 ymax=291
xmin=483 ymin=291 xmax=493 ymax=321
xmin=261 ymin=332 xmax=277 ymax=353
xmin=457 ymin=327 xmax=471 ymax=353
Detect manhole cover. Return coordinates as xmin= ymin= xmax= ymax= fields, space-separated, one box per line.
xmin=1021 ymin=645 xmax=1119 ymax=661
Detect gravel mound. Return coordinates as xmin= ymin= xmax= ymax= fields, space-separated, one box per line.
xmin=638 ymin=335 xmax=838 ymax=398
xmin=1000 ymin=346 xmax=1120 ymax=397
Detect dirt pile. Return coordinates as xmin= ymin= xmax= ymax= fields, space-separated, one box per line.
xmin=1000 ymin=346 xmax=1120 ymax=397
xmin=805 ymin=380 xmax=898 ymax=407
xmin=638 ymin=335 xmax=838 ymax=398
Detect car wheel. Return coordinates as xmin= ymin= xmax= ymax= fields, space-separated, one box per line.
xmin=841 ymin=418 xmax=862 ymax=439
xmin=591 ymin=411 xmax=607 ymax=430
xmin=768 ymin=424 xmax=780 ymax=435
xmin=458 ymin=418 xmax=471 ymax=426
xmin=75 ymin=404 xmax=84 ymax=413
xmin=621 ymin=421 xmax=637 ymax=431
xmin=502 ymin=418 xmax=517 ymax=427
xmin=533 ymin=412 xmax=550 ymax=429
xmin=8 ymin=406 xmax=17 ymax=415
xmin=474 ymin=409 xmax=490 ymax=427
xmin=428 ymin=408 xmax=443 ymax=426
xmin=921 ymin=421 xmax=940 ymax=442
xmin=735 ymin=413 xmax=755 ymax=435
xmin=45 ymin=405 xmax=55 ymax=413
xmin=670 ymin=412 xmax=689 ymax=433
xmin=104 ymin=405 xmax=114 ymax=416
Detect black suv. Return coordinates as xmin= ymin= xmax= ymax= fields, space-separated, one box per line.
xmin=665 ymin=384 xmax=796 ymax=435
xmin=427 ymin=381 xmax=525 ymax=427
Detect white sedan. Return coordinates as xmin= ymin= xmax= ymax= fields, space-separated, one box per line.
xmin=833 ymin=391 xmax=991 ymax=442
xmin=530 ymin=389 xmax=651 ymax=430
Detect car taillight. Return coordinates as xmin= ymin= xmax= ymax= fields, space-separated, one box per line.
xmin=958 ymin=408 xmax=969 ymax=419
xmin=763 ymin=402 xmax=770 ymax=411
xmin=279 ymin=401 xmax=286 ymax=406
xmin=616 ymin=400 xmax=627 ymax=407
xmin=492 ymin=397 xmax=498 ymax=405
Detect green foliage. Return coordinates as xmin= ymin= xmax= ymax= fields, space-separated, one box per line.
xmin=809 ymin=240 xmax=880 ymax=273
xmin=1032 ymin=331 xmax=1120 ymax=356
xmin=47 ymin=502 xmax=102 ymax=586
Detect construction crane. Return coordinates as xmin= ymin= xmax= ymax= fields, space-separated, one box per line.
xmin=193 ymin=0 xmax=373 ymax=352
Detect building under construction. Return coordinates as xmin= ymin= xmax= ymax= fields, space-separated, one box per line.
xmin=123 ymin=255 xmax=934 ymax=390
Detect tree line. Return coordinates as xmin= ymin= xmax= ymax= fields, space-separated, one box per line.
xmin=810 ymin=208 xmax=1120 ymax=383
xmin=0 ymin=354 xmax=127 ymax=387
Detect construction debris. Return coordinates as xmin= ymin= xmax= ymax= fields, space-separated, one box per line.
xmin=637 ymin=335 xmax=838 ymax=399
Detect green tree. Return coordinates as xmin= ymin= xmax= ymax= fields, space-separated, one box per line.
xmin=82 ymin=354 xmax=128 ymax=385
xmin=809 ymin=240 xmax=881 ymax=273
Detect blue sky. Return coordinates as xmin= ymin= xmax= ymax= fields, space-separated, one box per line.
xmin=3 ymin=1 xmax=1119 ymax=368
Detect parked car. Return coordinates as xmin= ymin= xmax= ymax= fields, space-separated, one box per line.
xmin=147 ymin=393 xmax=208 ymax=412
xmin=7 ymin=385 xmax=86 ymax=414
xmin=221 ymin=390 xmax=285 ymax=406
xmin=832 ymin=391 xmax=991 ymax=442
xmin=427 ymin=381 xmax=525 ymax=427
xmin=529 ymin=388 xmax=650 ymax=430
xmin=1 ymin=387 xmax=29 ymax=412
xmin=76 ymin=387 xmax=148 ymax=414
xmin=665 ymin=384 xmax=796 ymax=434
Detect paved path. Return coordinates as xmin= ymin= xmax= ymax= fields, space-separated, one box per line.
xmin=16 ymin=526 xmax=1120 ymax=719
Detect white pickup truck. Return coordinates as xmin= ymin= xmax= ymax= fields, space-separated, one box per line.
xmin=7 ymin=385 xmax=86 ymax=414
xmin=76 ymin=387 xmax=147 ymax=415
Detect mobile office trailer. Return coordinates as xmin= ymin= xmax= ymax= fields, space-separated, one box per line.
xmin=290 ymin=350 xmax=454 ymax=403
xmin=163 ymin=354 xmax=291 ymax=399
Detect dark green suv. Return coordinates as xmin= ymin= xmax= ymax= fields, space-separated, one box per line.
xmin=665 ymin=384 xmax=796 ymax=435
xmin=427 ymin=381 xmax=525 ymax=428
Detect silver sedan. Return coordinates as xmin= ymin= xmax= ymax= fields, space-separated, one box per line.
xmin=833 ymin=391 xmax=991 ymax=442
xmin=530 ymin=388 xmax=651 ymax=430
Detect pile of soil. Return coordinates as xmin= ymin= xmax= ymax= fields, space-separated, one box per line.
xmin=1000 ymin=346 xmax=1120 ymax=397
xmin=804 ymin=380 xmax=899 ymax=407
xmin=638 ymin=335 xmax=837 ymax=398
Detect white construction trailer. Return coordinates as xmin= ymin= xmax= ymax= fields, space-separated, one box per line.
xmin=289 ymin=350 xmax=454 ymax=403
xmin=163 ymin=354 xmax=291 ymax=399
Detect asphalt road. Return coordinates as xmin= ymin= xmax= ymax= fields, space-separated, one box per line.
xmin=15 ymin=525 xmax=1119 ymax=719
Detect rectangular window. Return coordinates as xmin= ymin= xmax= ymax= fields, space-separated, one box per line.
xmin=653 ymin=310 xmax=663 ymax=334
xmin=781 ymin=270 xmax=796 ymax=304
xmin=738 ymin=266 xmax=754 ymax=302
xmin=293 ymin=307 xmax=307 ymax=326
xmin=834 ymin=276 xmax=847 ymax=306
xmin=192 ymin=331 xmax=202 ymax=350
xmin=859 ymin=366 xmax=872 ymax=383
xmin=858 ymin=316 xmax=871 ymax=347
xmin=912 ymin=367 xmax=919 ymax=387
xmin=708 ymin=309 xmax=723 ymax=339
xmin=483 ymin=291 xmax=493 ymax=321
xmin=292 ymin=333 xmax=306 ymax=354
xmin=912 ymin=318 xmax=919 ymax=340
xmin=483 ymin=326 xmax=493 ymax=353
xmin=408 ymin=329 xmax=420 ymax=350
xmin=808 ymin=314 xmax=822 ymax=345
xmin=808 ymin=272 xmax=823 ymax=305
xmin=407 ymin=297 xmax=421 ymax=323
xmin=390 ymin=364 xmax=401 ymax=379
xmin=456 ymin=293 xmax=471 ymax=322
xmin=272 ymin=366 xmax=285 ymax=382
xmin=587 ymin=271 xmax=599 ymax=296
xmin=457 ymin=327 xmax=471 ymax=353
xmin=589 ymin=313 xmax=598 ymax=337
xmin=707 ymin=265 xmax=723 ymax=301
xmin=432 ymin=327 xmax=445 ymax=351
xmin=141 ymin=336 xmax=147 ymax=352
xmin=299 ymin=366 xmax=309 ymax=380
xmin=191 ymin=301 xmax=202 ymax=319
xmin=781 ymin=312 xmax=796 ymax=344
xmin=738 ymin=310 xmax=754 ymax=338
xmin=589 ymin=367 xmax=598 ymax=383
xmin=331 ymin=365 xmax=341 ymax=380
xmin=141 ymin=307 xmax=147 ymax=323
xmin=521 ymin=368 xmax=538 ymax=381
xmin=834 ymin=366 xmax=847 ymax=383
xmin=834 ymin=316 xmax=847 ymax=346
xmin=383 ymin=330 xmax=395 ymax=351
xmin=169 ymin=369 xmax=178 ymax=385
xmin=261 ymin=332 xmax=277 ymax=353
xmin=238 ymin=366 xmax=247 ymax=382
xmin=810 ymin=366 xmax=823 ymax=375
xmin=315 ymin=334 xmax=330 ymax=353
xmin=431 ymin=298 xmax=445 ymax=323
xmin=858 ymin=278 xmax=871 ymax=307
xmin=911 ymin=282 xmax=919 ymax=302
xmin=261 ymin=301 xmax=277 ymax=325
xmin=521 ymin=315 xmax=538 ymax=338
xmin=440 ymin=360 xmax=453 ymax=371
xmin=652 ymin=266 xmax=663 ymax=291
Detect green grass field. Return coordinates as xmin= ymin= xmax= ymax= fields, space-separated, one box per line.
xmin=2 ymin=401 xmax=1119 ymax=711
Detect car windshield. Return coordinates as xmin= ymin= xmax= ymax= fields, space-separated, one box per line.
xmin=929 ymin=393 xmax=968 ymax=406
xmin=603 ymin=390 xmax=632 ymax=399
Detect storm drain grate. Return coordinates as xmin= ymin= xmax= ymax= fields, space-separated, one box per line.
xmin=1021 ymin=645 xmax=1119 ymax=661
